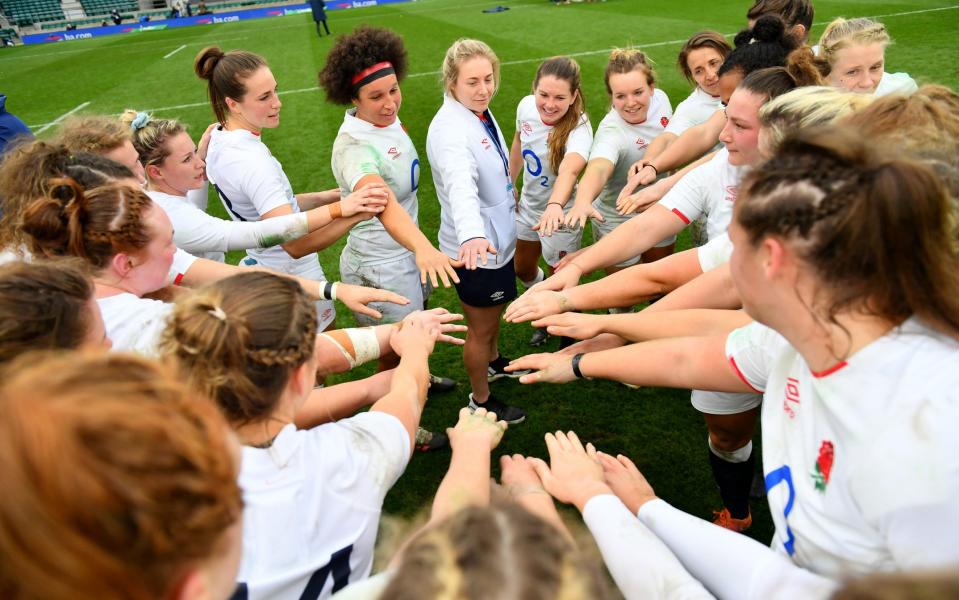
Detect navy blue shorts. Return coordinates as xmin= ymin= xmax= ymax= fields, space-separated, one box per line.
xmin=453 ymin=258 xmax=517 ymax=308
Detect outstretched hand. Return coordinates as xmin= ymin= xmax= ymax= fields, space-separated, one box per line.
xmin=528 ymin=431 xmax=612 ymax=511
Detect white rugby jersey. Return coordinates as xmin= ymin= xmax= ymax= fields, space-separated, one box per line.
xmin=726 ymin=318 xmax=959 ymax=577
xmin=205 ymin=127 xmax=315 ymax=269
xmin=875 ymin=71 xmax=918 ymax=97
xmin=658 ymin=148 xmax=744 ymax=243
xmin=96 ymin=292 xmax=172 ymax=356
xmin=331 ymin=110 xmax=420 ymax=266
xmin=427 ymin=95 xmax=516 ymax=268
xmin=664 ymin=87 xmax=722 ymax=137
xmin=148 ymin=190 xmax=309 ymax=264
xmin=588 ymin=88 xmax=672 ymax=212
xmin=515 ymin=95 xmax=593 ymax=212
xmin=234 ymin=412 xmax=410 ymax=600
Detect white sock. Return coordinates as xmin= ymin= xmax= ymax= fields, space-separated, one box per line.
xmin=521 ymin=267 xmax=545 ymax=289
xmin=708 ymin=436 xmax=752 ymax=463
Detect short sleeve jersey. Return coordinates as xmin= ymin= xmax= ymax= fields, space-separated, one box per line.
xmin=205 ymin=127 xmax=311 ymax=268
xmin=96 ymin=292 xmax=172 ymax=356
xmin=725 ymin=318 xmax=959 ymax=577
xmin=696 ymin=231 xmax=733 ymax=272
xmin=235 ymin=412 xmax=411 ymax=599
xmin=664 ymin=87 xmax=722 ymax=136
xmin=332 ymin=110 xmax=420 ymax=266
xmin=588 ymin=88 xmax=672 ymax=210
xmin=658 ymin=148 xmax=744 ymax=242
xmin=515 ymin=95 xmax=593 ymax=212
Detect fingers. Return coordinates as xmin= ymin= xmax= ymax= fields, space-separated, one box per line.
xmin=586 ymin=442 xmax=597 ymax=459
xmin=379 ymin=291 xmax=410 ymax=306
xmin=618 ymin=454 xmax=642 ymax=476
xmin=505 ymin=353 xmax=547 ymax=373
xmin=479 ymin=247 xmax=489 ymax=267
xmin=591 ymin=208 xmax=605 ymax=223
xmin=487 ymin=242 xmax=498 ymax=255
xmin=528 ymin=457 xmax=551 ymax=483
xmin=353 ymin=304 xmax=383 ymax=320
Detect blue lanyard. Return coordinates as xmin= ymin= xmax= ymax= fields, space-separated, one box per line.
xmin=478 ymin=110 xmax=510 ymax=179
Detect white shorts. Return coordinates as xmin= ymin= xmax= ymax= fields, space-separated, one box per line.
xmin=241 ymin=252 xmax=336 ymax=330
xmin=691 ymin=389 xmax=763 ymax=415
xmin=591 ymin=201 xmax=676 ymax=268
xmin=515 ymin=202 xmax=583 ymax=266
xmin=339 ymin=249 xmax=429 ymax=326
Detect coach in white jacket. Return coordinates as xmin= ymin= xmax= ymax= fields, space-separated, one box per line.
xmin=427 ymin=38 xmax=527 ymax=425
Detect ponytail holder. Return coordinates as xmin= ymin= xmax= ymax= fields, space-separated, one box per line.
xmin=208 ymin=306 xmax=228 ymax=321
xmin=130 ymin=112 xmax=150 ymax=131
xmin=749 ymin=37 xmax=758 ymax=44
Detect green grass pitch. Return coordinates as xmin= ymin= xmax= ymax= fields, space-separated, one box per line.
xmin=3 ymin=0 xmax=957 ymax=550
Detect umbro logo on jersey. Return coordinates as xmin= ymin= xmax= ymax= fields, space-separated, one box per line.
xmin=660 ymin=116 xmax=669 ymax=128
xmin=387 ymin=147 xmax=401 ymax=160
xmin=490 ymin=290 xmax=505 ymax=301
xmin=726 ymin=185 xmax=738 ymax=203
xmin=783 ymin=376 xmax=800 ymax=419
xmin=481 ymin=138 xmax=492 ymax=150
xmin=522 ymin=121 xmax=532 ymax=135
xmin=635 ymin=137 xmax=648 ymax=149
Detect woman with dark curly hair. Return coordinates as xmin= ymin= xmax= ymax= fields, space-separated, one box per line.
xmin=318 ymin=26 xmax=462 ymax=449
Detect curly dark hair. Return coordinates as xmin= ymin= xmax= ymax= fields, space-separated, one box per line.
xmin=318 ymin=26 xmax=408 ymax=104
xmin=718 ymin=14 xmax=799 ymax=78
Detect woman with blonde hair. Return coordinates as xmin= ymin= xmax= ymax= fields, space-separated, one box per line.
xmin=426 ymin=38 xmax=528 ymax=424
xmin=815 ymin=17 xmax=917 ymax=96
xmin=0 ymin=352 xmax=243 ymax=600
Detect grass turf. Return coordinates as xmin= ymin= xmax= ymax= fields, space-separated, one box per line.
xmin=4 ymin=0 xmax=958 ymax=546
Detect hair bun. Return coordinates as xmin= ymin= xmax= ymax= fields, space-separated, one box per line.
xmin=47 ymin=177 xmax=84 ymax=209
xmin=751 ymin=14 xmax=787 ymax=43
xmin=194 ymin=46 xmax=224 ymax=80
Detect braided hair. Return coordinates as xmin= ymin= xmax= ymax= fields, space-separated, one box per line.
xmin=161 ymin=271 xmax=318 ymax=426
xmin=736 ymin=126 xmax=959 ymax=337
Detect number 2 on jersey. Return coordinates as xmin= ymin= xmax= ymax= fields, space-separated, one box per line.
xmin=523 ymin=149 xmax=550 ymax=188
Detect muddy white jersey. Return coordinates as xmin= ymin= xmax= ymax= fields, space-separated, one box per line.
xmin=588 ymin=89 xmax=672 ymax=212
xmin=332 ymin=110 xmax=419 ymax=266
xmin=515 ymin=94 xmax=593 ymax=212
xmin=659 ymin=148 xmax=744 ymax=242
xmin=725 ymin=318 xmax=959 ymax=578
xmin=664 ymin=87 xmax=722 ymax=136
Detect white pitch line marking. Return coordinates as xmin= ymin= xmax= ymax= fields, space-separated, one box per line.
xmin=163 ymin=44 xmax=187 ymax=59
xmin=33 ymin=100 xmax=90 ymax=134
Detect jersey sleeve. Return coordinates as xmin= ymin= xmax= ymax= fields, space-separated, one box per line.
xmin=663 ymin=95 xmax=697 ymax=136
xmin=167 ymin=247 xmax=198 ymax=285
xmin=169 ymin=201 xmax=311 ymax=253
xmin=725 ymin=322 xmax=786 ymax=394
xmin=588 ymin=122 xmax=624 ymax=165
xmin=582 ymin=495 xmax=715 ymax=599
xmin=657 ymin=157 xmax=713 ymax=225
xmin=332 ymin=133 xmax=384 ymax=192
xmin=638 ymin=499 xmax=838 ymax=600
xmin=697 ymin=233 xmax=733 ymax=272
xmin=564 ymin=116 xmax=594 ymax=160
xmin=321 ymin=411 xmax=411 ymax=509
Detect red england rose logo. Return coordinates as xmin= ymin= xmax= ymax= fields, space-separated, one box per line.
xmin=660 ymin=116 xmax=669 ymax=128
xmin=812 ymin=440 xmax=835 ymax=492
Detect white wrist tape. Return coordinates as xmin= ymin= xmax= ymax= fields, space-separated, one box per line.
xmin=317 ymin=326 xmax=381 ymax=369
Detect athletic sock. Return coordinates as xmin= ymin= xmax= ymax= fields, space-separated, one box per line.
xmin=520 ymin=267 xmax=545 ymax=289
xmin=708 ymin=438 xmax=754 ymax=520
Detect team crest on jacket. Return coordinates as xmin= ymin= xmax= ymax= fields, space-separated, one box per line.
xmin=660 ymin=116 xmax=670 ymax=128
xmin=811 ymin=440 xmax=834 ymax=492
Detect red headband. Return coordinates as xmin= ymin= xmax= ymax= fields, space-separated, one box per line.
xmin=351 ymin=61 xmax=395 ymax=86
